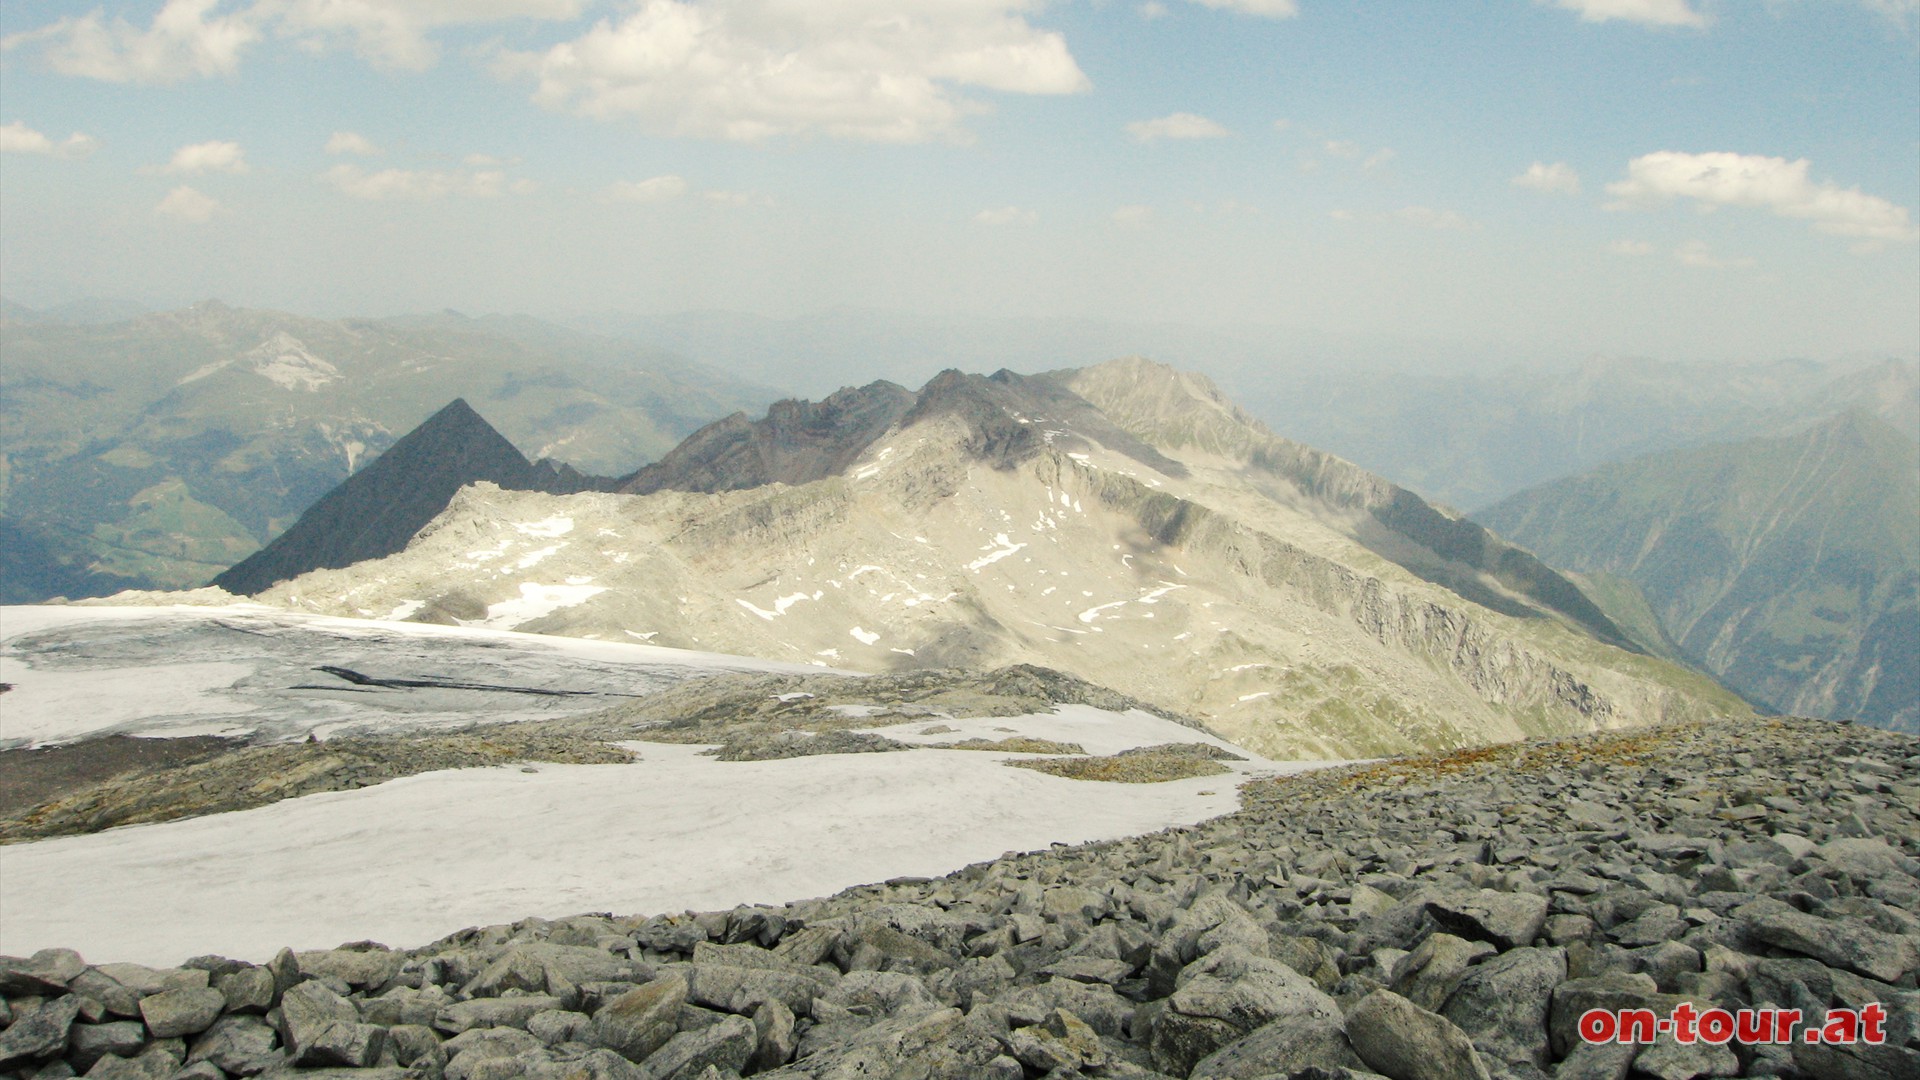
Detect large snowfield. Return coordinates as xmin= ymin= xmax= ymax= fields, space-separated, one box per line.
xmin=0 ymin=605 xmax=1321 ymax=967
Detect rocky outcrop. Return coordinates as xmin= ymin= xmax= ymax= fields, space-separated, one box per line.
xmin=2 ymin=715 xmax=1914 ymax=1080
xmin=619 ymin=382 xmax=917 ymax=496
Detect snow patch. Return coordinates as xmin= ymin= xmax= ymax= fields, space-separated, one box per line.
xmin=849 ymin=626 xmax=880 ymax=646
xmin=967 ymin=533 xmax=1027 ymax=571
xmin=484 ymin=584 xmax=607 ymax=628
xmin=513 ymin=517 xmax=575 ymax=539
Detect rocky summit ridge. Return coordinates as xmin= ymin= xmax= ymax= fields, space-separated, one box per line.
xmin=251 ymin=358 xmax=1744 ymax=759
xmin=1 ymin=714 xmax=1914 ymax=1080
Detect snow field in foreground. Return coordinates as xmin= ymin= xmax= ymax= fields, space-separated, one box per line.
xmin=1 ymin=729 xmax=1326 ymax=967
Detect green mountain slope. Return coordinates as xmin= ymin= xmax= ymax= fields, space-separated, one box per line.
xmin=0 ymin=302 xmax=771 ymax=601
xmin=1479 ymin=410 xmax=1920 ymax=731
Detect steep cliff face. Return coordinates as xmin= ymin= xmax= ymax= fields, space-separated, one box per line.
xmin=257 ymin=361 xmax=1745 ymax=758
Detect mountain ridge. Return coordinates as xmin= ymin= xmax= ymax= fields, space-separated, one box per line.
xmin=247 ymin=358 xmax=1744 ymax=758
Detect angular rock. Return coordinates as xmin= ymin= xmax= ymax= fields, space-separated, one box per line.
xmin=684 ymin=963 xmax=834 ymax=1016
xmin=295 ymin=948 xmax=403 ymax=991
xmin=590 ymin=975 xmax=685 ymax=1063
xmin=1440 ymin=946 xmax=1566 ymax=1068
xmin=1391 ymin=934 xmax=1497 ymax=1012
xmin=1346 ymin=989 xmax=1493 ymax=1080
xmin=1427 ymin=891 xmax=1550 ymax=951
xmin=137 ymin=989 xmax=225 ymax=1039
xmin=434 ymin=995 xmax=568 ymax=1034
xmin=0 ymin=995 xmax=83 ymax=1069
xmin=526 ymin=1009 xmax=593 ymax=1047
xmin=1740 ymin=900 xmax=1919 ymax=983
xmin=64 ymin=1022 xmax=147 ymax=1072
xmin=184 ymin=1014 xmax=280 ymax=1077
xmin=1189 ymin=1014 xmax=1364 ymax=1079
xmin=1151 ymin=948 xmax=1341 ymax=1077
xmin=636 ymin=1014 xmax=755 ymax=1080
xmin=0 ymin=950 xmax=88 ymax=996
xmin=213 ymin=968 xmax=275 ymax=1015
xmin=748 ymin=999 xmax=796 ymax=1073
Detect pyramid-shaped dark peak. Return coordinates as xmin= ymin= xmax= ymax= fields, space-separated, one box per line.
xmin=621 ymin=379 xmax=916 ymax=496
xmin=213 ymin=400 xmax=559 ymax=596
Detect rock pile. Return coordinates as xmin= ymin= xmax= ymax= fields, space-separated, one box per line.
xmin=3 ymin=715 xmax=1915 ymax=1080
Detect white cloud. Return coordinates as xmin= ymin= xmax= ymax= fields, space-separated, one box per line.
xmin=156 ymin=185 xmax=220 ymax=222
xmin=325 ymin=131 xmax=380 ymax=156
xmin=975 ymin=205 xmax=1038 ymax=225
xmin=1137 ymin=2 xmax=1170 ymax=18
xmin=1271 ymin=118 xmax=1292 ymax=132
xmin=1606 ymin=150 xmax=1919 ymax=244
xmin=1323 ymin=139 xmax=1360 ymax=159
xmin=702 ymin=189 xmax=770 ymax=207
xmin=1512 ymin=161 xmax=1582 ymax=194
xmin=498 ymin=0 xmax=1089 ymax=144
xmin=1185 ymin=0 xmax=1299 ymax=16
xmin=323 ymin=163 xmax=530 ymax=200
xmin=159 ymin=140 xmax=248 ymax=174
xmin=1396 ymin=205 xmax=1474 ymax=230
xmin=1606 ymin=239 xmax=1654 ymax=256
xmin=1673 ymin=239 xmax=1754 ymax=269
xmin=1127 ymin=112 xmax=1231 ymax=142
xmin=1112 ymin=204 xmax=1154 ymax=227
xmin=1361 ymin=148 xmax=1396 ymax=171
xmin=2 ymin=0 xmax=582 ymax=81
xmin=270 ymin=0 xmax=584 ymax=71
xmin=2 ymin=0 xmax=260 ymax=84
xmin=1860 ymin=0 xmax=1918 ymax=32
xmin=607 ymin=175 xmax=688 ymax=203
xmin=1541 ymin=0 xmax=1708 ymax=28
xmin=0 ymin=121 xmax=97 ymax=158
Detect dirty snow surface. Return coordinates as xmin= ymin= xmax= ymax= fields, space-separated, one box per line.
xmin=0 ymin=603 xmax=1326 ymax=968
xmin=0 ymin=605 xmax=832 ymax=748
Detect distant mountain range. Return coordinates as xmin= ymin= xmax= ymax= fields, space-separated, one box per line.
xmin=0 ymin=300 xmax=773 ymax=602
xmin=1480 ymin=410 xmax=1919 ymax=733
xmin=243 ymin=358 xmax=1742 ymax=759
xmin=576 ymin=309 xmax=1916 ymax=510
xmin=1226 ymin=355 xmax=1918 ymax=511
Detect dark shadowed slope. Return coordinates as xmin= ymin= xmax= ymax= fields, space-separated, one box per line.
xmin=212 ymin=400 xmax=602 ymax=596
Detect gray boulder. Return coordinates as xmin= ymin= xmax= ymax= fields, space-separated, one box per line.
xmin=1346 ymin=989 xmax=1493 ymax=1080
xmin=0 ymin=995 xmax=84 ymax=1069
xmin=136 ymin=988 xmax=225 ymax=1039
xmin=1189 ymin=1014 xmax=1364 ymax=1079
xmin=1439 ymin=947 xmax=1567 ymax=1067
xmin=590 ymin=975 xmax=686 ymax=1063
xmin=1427 ymin=891 xmax=1550 ymax=951
xmin=184 ymin=1014 xmax=280 ymax=1077
xmin=637 ymin=1014 xmax=755 ymax=1080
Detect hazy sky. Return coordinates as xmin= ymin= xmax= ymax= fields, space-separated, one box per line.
xmin=3 ymin=0 xmax=1917 ymax=366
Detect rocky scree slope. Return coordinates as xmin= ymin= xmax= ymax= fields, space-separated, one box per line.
xmin=259 ymin=360 xmax=1744 ymax=758
xmin=1 ymin=715 xmax=1914 ymax=1080
xmin=1480 ymin=410 xmax=1920 ymax=734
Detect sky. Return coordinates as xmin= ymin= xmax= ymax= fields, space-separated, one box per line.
xmin=2 ymin=0 xmax=1917 ymax=368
